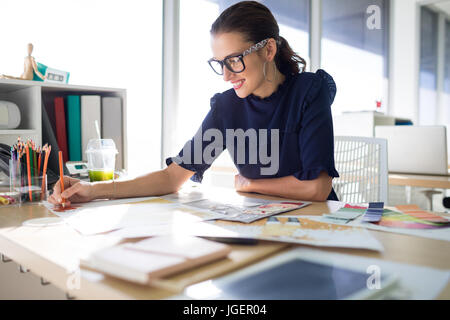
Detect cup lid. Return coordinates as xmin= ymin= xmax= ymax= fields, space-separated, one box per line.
xmin=85 ymin=139 xmax=118 ymax=153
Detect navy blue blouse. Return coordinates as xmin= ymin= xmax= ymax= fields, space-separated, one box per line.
xmin=166 ymin=69 xmax=340 ymax=200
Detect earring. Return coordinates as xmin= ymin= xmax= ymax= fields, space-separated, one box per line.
xmin=263 ymin=61 xmax=277 ymax=83
xmin=263 ymin=61 xmax=272 ymax=82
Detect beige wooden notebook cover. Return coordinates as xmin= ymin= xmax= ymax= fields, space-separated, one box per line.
xmin=81 ymin=236 xmax=231 ymax=285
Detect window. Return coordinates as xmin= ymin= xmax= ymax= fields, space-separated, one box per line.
xmin=0 ymin=0 xmax=163 ymax=176
xmin=419 ymin=7 xmax=438 ymax=125
xmin=444 ymin=20 xmax=450 ymax=120
xmin=321 ymin=0 xmax=389 ymax=114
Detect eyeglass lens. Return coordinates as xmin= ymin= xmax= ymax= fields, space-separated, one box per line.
xmin=209 ymin=56 xmax=244 ymax=75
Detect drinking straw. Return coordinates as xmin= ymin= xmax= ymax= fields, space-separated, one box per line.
xmin=95 ymin=120 xmax=101 ymax=140
xmin=25 ymin=146 xmax=32 ymax=201
xmin=58 ymin=151 xmax=66 ymax=208
xmin=94 ymin=120 xmax=107 ymax=175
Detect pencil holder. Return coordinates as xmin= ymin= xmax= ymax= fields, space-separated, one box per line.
xmin=9 ymin=159 xmax=48 ymax=204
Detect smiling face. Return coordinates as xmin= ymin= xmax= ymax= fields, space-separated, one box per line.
xmin=211 ymin=32 xmax=275 ymax=99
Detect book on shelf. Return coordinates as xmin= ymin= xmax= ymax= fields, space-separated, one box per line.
xmin=66 ymin=95 xmax=82 ymax=161
xmin=54 ymin=97 xmax=69 ymax=162
xmin=81 ymin=95 xmax=102 ymax=162
xmin=101 ymin=97 xmax=123 ymax=170
xmin=81 ymin=236 xmax=231 ymax=285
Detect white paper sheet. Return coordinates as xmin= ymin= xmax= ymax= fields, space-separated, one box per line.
xmin=43 ymin=196 xmax=167 ymax=218
xmin=63 ymin=203 xmax=218 ymax=236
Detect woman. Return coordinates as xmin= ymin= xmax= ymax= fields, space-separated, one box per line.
xmin=48 ymin=1 xmax=339 ymax=207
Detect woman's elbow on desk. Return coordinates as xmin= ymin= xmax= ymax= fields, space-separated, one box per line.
xmin=239 ymin=172 xmax=332 ymax=202
xmin=307 ymin=172 xmax=332 ymax=202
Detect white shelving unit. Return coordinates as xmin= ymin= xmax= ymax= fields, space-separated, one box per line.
xmin=0 ymin=79 xmax=127 ymax=171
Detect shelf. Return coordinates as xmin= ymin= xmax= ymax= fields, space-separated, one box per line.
xmin=0 ymin=80 xmax=127 ymax=171
xmin=0 ymin=129 xmax=38 ymax=135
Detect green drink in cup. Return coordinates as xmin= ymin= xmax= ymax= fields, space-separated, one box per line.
xmin=85 ymin=139 xmax=118 ymax=182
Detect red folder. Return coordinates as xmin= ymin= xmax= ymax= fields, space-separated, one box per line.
xmin=54 ymin=97 xmax=69 ymax=162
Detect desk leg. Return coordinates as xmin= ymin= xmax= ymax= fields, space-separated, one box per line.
xmin=1 ymin=253 xmax=12 ymax=263
xmin=405 ymin=186 xmax=412 ymax=204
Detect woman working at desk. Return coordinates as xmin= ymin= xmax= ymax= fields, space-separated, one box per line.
xmin=48 ymin=1 xmax=339 ymax=207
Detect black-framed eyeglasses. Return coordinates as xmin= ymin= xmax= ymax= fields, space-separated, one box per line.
xmin=207 ymin=38 xmax=270 ymax=75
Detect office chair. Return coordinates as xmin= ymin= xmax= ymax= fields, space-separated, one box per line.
xmin=333 ymin=136 xmax=389 ymax=204
xmin=444 ymin=197 xmax=450 ymax=209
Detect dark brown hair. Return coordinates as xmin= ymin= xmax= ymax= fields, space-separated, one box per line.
xmin=210 ymin=1 xmax=306 ymax=75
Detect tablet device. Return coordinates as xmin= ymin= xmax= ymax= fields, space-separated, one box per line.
xmin=182 ymin=248 xmax=397 ymax=300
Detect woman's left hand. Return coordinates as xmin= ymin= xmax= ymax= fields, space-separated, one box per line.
xmin=234 ymin=174 xmax=253 ymax=192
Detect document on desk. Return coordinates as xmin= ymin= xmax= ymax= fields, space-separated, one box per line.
xmin=58 ymin=201 xmax=220 ymax=236
xmin=182 ymin=199 xmax=311 ymax=223
xmin=196 ymin=215 xmax=384 ymax=251
xmin=109 ymin=214 xmax=384 ymax=252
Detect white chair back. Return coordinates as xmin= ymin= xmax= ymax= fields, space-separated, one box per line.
xmin=333 ymin=136 xmax=388 ymax=204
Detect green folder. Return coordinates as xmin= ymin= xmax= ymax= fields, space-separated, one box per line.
xmin=32 ymin=62 xmax=48 ymax=81
xmin=66 ymin=95 xmax=82 ymax=161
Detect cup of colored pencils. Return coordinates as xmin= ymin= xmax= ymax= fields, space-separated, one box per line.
xmin=9 ymin=138 xmax=51 ymax=203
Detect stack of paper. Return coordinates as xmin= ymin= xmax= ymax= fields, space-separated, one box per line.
xmin=82 ymin=236 xmax=231 ymax=285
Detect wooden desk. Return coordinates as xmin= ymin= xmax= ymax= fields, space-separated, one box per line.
xmin=389 ymin=172 xmax=450 ymax=189
xmin=0 ymin=192 xmax=449 ymax=299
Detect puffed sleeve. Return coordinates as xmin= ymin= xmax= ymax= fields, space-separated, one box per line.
xmin=165 ymin=93 xmax=225 ymax=183
xmin=293 ymin=69 xmax=340 ymax=180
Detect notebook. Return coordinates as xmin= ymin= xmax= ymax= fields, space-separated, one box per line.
xmin=81 ymin=95 xmax=102 ymax=161
xmin=82 ymin=236 xmax=231 ymax=285
xmin=101 ymin=97 xmax=123 ymax=170
xmin=66 ymin=95 xmax=82 ymax=161
xmin=54 ymin=97 xmax=69 ymax=162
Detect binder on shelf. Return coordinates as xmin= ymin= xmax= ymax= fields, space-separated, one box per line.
xmin=101 ymin=97 xmax=123 ymax=170
xmin=41 ymin=100 xmax=69 ymax=183
xmin=54 ymin=97 xmax=69 ymax=162
xmin=81 ymin=95 xmax=102 ymax=162
xmin=81 ymin=236 xmax=231 ymax=285
xmin=66 ymin=95 xmax=82 ymax=161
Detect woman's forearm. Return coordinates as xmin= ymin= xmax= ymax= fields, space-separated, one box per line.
xmin=92 ymin=164 xmax=194 ymax=200
xmin=248 ymin=171 xmax=332 ymax=201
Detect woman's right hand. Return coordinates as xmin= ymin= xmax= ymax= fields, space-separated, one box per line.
xmin=48 ymin=176 xmax=95 ymax=206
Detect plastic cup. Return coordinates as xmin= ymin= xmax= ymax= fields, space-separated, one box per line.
xmin=85 ymin=139 xmax=118 ymax=182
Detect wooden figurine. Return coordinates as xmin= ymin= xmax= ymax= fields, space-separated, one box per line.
xmin=0 ymin=43 xmax=47 ymax=81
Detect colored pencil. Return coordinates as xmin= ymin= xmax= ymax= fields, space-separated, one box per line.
xmin=33 ymin=147 xmax=37 ymax=176
xmin=37 ymin=147 xmax=42 ymax=176
xmin=25 ymin=146 xmax=32 ymax=201
xmin=41 ymin=145 xmax=51 ymax=200
xmin=58 ymin=151 xmax=66 ymax=207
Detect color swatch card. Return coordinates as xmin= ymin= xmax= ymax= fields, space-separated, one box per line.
xmin=362 ymin=202 xmax=384 ymax=222
xmin=395 ymin=205 xmax=450 ymax=224
xmin=323 ymin=204 xmax=367 ymax=222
